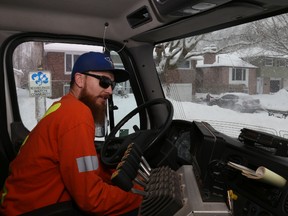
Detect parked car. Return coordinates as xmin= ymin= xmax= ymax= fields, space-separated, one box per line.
xmin=208 ymin=93 xmax=262 ymax=113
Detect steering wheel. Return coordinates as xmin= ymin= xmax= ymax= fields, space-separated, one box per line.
xmin=100 ymin=98 xmax=173 ymax=167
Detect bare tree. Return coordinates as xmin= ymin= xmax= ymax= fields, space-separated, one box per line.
xmin=154 ymin=35 xmax=205 ymax=99
xmin=247 ymin=14 xmax=288 ymax=55
xmin=13 ymin=42 xmax=44 ymax=88
xmin=155 ymin=35 xmax=204 ymax=75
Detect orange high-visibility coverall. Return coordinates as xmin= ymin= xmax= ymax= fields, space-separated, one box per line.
xmin=0 ymin=93 xmax=142 ymax=215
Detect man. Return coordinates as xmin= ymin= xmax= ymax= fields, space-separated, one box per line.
xmin=0 ymin=52 xmax=142 ymax=215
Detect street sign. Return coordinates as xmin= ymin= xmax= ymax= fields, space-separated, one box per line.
xmin=29 ymin=71 xmax=52 ymax=97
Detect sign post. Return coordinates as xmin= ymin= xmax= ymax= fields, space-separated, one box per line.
xmin=29 ymin=71 xmax=52 ymax=122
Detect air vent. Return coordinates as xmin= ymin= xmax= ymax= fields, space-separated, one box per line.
xmin=127 ymin=6 xmax=152 ymax=29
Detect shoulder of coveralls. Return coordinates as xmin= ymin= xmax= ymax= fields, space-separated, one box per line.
xmin=50 ymin=94 xmax=93 ymax=123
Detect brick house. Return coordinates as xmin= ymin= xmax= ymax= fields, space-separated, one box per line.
xmin=195 ymin=47 xmax=258 ymax=94
xmin=44 ymin=43 xmax=127 ymax=98
xmin=158 ymin=56 xmax=199 ymax=101
xmin=159 ymin=47 xmax=258 ymax=101
xmin=44 ymin=43 xmax=104 ymax=98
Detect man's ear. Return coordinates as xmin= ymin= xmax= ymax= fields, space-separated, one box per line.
xmin=74 ymin=73 xmax=85 ymax=88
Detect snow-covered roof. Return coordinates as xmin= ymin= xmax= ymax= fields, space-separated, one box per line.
xmin=189 ymin=55 xmax=203 ymax=60
xmin=44 ymin=43 xmax=103 ymax=52
xmin=197 ymin=53 xmax=257 ymax=68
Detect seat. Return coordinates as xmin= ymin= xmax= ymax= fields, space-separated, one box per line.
xmin=0 ymin=145 xmax=10 ymax=188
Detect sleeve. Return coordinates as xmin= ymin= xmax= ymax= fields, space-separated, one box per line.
xmin=58 ymin=121 xmax=142 ymax=215
xmin=96 ymin=154 xmax=115 ymax=184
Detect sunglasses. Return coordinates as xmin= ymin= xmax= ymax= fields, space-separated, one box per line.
xmin=82 ymin=72 xmax=116 ymax=90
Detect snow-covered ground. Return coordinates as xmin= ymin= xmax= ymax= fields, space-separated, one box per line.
xmin=17 ymin=88 xmax=288 ymax=138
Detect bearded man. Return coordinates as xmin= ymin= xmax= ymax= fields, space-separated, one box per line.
xmin=0 ymin=52 xmax=142 ymax=216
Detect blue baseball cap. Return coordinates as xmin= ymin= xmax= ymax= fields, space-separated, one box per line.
xmin=71 ymin=52 xmax=129 ymax=82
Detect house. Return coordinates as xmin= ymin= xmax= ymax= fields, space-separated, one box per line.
xmin=158 ymin=46 xmax=258 ymax=101
xmin=44 ymin=43 xmax=128 ymax=98
xmin=159 ymin=46 xmax=288 ymax=99
xmin=235 ymin=48 xmax=288 ymax=94
xmin=158 ymin=56 xmax=199 ymax=102
xmin=195 ymin=46 xmax=258 ymax=94
xmin=44 ymin=43 xmax=102 ymax=98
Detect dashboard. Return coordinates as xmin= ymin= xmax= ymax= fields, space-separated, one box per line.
xmin=153 ymin=120 xmax=288 ymax=216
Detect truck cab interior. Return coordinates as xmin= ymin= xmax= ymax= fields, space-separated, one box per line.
xmin=1 ymin=0 xmax=288 ymax=215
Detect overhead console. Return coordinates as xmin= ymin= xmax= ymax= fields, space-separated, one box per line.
xmin=150 ymin=0 xmax=233 ymax=22
xmin=132 ymin=0 xmax=273 ymax=42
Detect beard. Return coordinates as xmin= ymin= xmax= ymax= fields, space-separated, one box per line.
xmin=78 ymin=86 xmax=106 ymax=125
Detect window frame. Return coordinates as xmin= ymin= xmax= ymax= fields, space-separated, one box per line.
xmin=64 ymin=52 xmax=81 ymax=75
xmin=232 ymin=68 xmax=246 ymax=81
xmin=264 ymin=57 xmax=273 ymax=67
xmin=177 ymin=60 xmax=191 ymax=69
xmin=276 ymin=58 xmax=286 ymax=67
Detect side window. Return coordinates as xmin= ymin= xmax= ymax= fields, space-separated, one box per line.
xmin=13 ymin=41 xmax=139 ymax=136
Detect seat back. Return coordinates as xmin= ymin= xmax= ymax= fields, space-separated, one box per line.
xmin=0 ymin=140 xmax=10 ymax=188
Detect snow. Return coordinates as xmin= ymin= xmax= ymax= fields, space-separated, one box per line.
xmin=178 ymin=98 xmax=287 ymax=138
xmin=254 ymin=89 xmax=288 ymax=111
xmin=17 ymin=88 xmax=288 ymax=139
xmin=197 ymin=54 xmax=257 ymax=68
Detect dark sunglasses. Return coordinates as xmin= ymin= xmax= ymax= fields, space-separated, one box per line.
xmin=82 ymin=72 xmax=116 ymax=90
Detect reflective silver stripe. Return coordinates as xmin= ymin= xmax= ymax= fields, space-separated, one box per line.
xmin=76 ymin=156 xmax=98 ymax=173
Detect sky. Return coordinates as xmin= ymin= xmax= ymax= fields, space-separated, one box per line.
xmin=17 ymin=88 xmax=288 ymax=139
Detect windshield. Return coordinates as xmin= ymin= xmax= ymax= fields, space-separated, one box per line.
xmin=155 ymin=13 xmax=288 ymax=138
